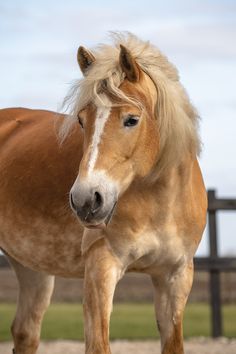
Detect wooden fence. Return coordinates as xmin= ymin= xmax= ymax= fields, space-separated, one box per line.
xmin=194 ymin=189 xmax=236 ymax=337
xmin=0 ymin=189 xmax=236 ymax=337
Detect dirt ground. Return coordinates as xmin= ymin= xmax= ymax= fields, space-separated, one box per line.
xmin=1 ymin=338 xmax=236 ymax=354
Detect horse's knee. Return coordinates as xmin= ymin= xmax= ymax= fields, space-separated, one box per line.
xmin=11 ymin=321 xmax=39 ymax=354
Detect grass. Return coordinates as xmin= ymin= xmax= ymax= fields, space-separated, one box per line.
xmin=0 ymin=303 xmax=236 ymax=341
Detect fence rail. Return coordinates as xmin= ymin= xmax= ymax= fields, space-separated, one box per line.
xmin=0 ymin=189 xmax=236 ymax=338
xmin=194 ymin=189 xmax=236 ymax=338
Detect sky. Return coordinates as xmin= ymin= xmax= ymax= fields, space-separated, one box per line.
xmin=0 ymin=0 xmax=236 ymax=255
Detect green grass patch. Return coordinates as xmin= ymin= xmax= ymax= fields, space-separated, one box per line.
xmin=0 ymin=303 xmax=236 ymax=341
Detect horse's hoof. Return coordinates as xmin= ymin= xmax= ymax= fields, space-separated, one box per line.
xmin=12 ymin=349 xmax=15 ymax=354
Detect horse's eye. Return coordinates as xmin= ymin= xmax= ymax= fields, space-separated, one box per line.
xmin=124 ymin=115 xmax=139 ymax=127
xmin=78 ymin=116 xmax=84 ymax=129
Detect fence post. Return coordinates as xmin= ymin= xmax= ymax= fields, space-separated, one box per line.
xmin=208 ymin=189 xmax=222 ymax=337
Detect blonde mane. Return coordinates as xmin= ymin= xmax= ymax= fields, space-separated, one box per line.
xmin=60 ymin=32 xmax=200 ymax=178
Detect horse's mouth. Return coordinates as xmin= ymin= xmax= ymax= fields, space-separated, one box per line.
xmin=84 ymin=223 xmax=106 ymax=230
xmin=84 ymin=201 xmax=117 ymax=230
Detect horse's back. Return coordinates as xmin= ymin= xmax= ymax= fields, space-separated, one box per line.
xmin=0 ymin=107 xmax=56 ymax=144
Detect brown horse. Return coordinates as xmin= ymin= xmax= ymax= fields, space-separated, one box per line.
xmin=0 ymin=33 xmax=207 ymax=354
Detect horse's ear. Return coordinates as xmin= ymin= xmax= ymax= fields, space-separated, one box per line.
xmin=77 ymin=46 xmax=95 ymax=75
xmin=119 ymin=44 xmax=140 ymax=82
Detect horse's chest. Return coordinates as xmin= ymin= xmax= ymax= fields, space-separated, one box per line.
xmin=111 ymin=225 xmax=186 ymax=273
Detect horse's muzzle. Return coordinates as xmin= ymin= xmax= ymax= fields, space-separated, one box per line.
xmin=70 ymin=185 xmax=117 ymax=228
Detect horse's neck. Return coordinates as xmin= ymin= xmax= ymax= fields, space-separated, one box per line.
xmin=113 ymin=156 xmax=200 ymax=234
xmin=138 ymin=155 xmax=195 ymax=201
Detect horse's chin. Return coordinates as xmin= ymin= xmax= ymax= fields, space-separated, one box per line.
xmin=83 ymin=201 xmax=117 ymax=230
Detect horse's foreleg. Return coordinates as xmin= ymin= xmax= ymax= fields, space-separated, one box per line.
xmin=83 ymin=239 xmax=123 ymax=354
xmin=152 ymin=261 xmax=194 ymax=354
xmin=8 ymin=256 xmax=54 ymax=354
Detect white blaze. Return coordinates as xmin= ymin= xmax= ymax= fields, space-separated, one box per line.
xmin=88 ymin=96 xmax=111 ymax=175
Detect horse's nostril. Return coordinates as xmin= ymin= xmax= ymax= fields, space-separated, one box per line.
xmin=70 ymin=189 xmax=104 ymax=221
xmin=92 ymin=191 xmax=103 ymax=213
xmin=70 ymin=193 xmax=77 ymax=211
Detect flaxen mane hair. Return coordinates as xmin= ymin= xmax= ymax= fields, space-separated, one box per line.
xmin=60 ymin=32 xmax=200 ymax=178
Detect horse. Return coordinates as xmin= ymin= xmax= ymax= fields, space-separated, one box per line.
xmin=0 ymin=33 xmax=207 ymax=354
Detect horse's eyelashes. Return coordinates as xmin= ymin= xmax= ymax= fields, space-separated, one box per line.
xmin=123 ymin=115 xmax=139 ymax=127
